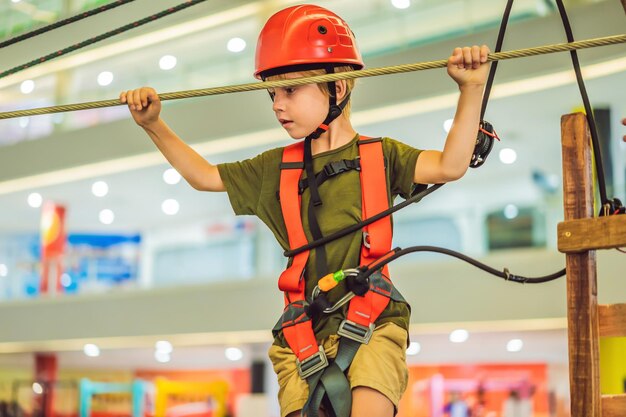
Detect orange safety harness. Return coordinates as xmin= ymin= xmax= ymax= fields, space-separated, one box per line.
xmin=275 ymin=136 xmax=397 ymax=380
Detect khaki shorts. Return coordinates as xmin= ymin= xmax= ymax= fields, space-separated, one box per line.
xmin=268 ymin=322 xmax=409 ymax=417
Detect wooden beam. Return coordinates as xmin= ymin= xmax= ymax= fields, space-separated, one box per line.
xmin=602 ymin=394 xmax=626 ymax=417
xmin=558 ymin=215 xmax=626 ymax=253
xmin=561 ymin=113 xmax=601 ymax=417
xmin=599 ymin=304 xmax=626 ymax=337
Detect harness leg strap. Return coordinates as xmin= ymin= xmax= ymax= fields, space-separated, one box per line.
xmin=302 ymin=338 xmax=361 ymax=417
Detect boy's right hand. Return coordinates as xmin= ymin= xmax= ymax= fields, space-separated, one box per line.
xmin=119 ymin=87 xmax=161 ymax=127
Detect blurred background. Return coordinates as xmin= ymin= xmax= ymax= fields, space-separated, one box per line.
xmin=0 ymin=0 xmax=624 ymax=416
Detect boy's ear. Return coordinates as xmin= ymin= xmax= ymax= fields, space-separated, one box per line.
xmin=335 ymin=79 xmax=348 ymax=101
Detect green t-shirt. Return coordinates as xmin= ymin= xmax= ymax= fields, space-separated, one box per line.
xmin=217 ymin=134 xmax=422 ymax=346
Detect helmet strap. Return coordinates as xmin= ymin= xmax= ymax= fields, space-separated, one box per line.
xmin=301 ymin=67 xmax=351 ymax=277
xmin=306 ymin=65 xmax=351 ymax=141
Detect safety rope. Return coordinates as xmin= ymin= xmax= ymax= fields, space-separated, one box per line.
xmin=554 ymin=0 xmax=610 ymax=211
xmin=480 ymin=0 xmax=513 ymax=121
xmin=0 ymin=0 xmax=207 ymax=80
xmin=0 ymin=34 xmax=623 ymax=120
xmin=285 ymin=184 xmax=443 ymax=257
xmin=359 ymin=246 xmax=566 ymax=285
xmin=0 ymin=0 xmax=136 ymax=50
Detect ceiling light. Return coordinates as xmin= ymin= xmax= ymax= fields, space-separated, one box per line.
xmin=159 ymin=55 xmax=177 ymax=70
xmin=499 ymin=148 xmax=517 ymax=164
xmin=155 ymin=350 xmax=171 ymax=363
xmin=504 ymin=204 xmax=519 ymax=219
xmin=20 ymin=80 xmax=35 ymax=94
xmin=546 ymin=174 xmax=559 ymax=189
xmin=0 ymin=264 xmax=8 ymax=277
xmin=83 ymin=344 xmax=100 ymax=357
xmin=155 ymin=340 xmax=173 ymax=353
xmin=227 ymin=37 xmax=246 ymax=53
xmin=391 ymin=0 xmax=411 ymax=9
xmin=11 ymin=0 xmax=22 ymax=3
xmin=161 ymin=199 xmax=179 ymax=215
xmin=91 ymin=181 xmax=109 ymax=197
xmin=449 ymin=329 xmax=469 ymax=343
xmin=19 ymin=117 xmax=29 ymax=128
xmin=225 ymin=347 xmax=243 ymax=361
xmin=443 ymin=118 xmax=453 ymax=133
xmin=99 ymin=209 xmax=114 ymax=225
xmin=406 ymin=341 xmax=421 ymax=355
xmin=536 ymin=1 xmax=550 ymax=16
xmin=28 ymin=192 xmax=43 ymax=208
xmin=507 ymin=338 xmax=524 ymax=352
xmin=163 ymin=168 xmax=181 ymax=185
xmin=32 ymin=383 xmax=43 ymax=395
xmin=97 ymin=71 xmax=113 ymax=86
xmin=61 ymin=273 xmax=72 ymax=288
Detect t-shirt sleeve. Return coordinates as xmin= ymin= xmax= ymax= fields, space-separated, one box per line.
xmin=384 ymin=137 xmax=422 ymax=200
xmin=217 ymin=152 xmax=266 ymax=216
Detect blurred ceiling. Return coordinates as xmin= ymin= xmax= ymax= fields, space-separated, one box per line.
xmin=0 ymin=0 xmax=624 ymax=234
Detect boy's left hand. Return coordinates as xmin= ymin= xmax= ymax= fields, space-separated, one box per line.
xmin=447 ymin=45 xmax=491 ymax=88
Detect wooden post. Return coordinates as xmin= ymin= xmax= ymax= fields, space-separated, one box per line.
xmin=561 ymin=113 xmax=601 ymax=417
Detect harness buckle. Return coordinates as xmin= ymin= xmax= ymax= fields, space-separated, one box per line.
xmin=296 ymin=345 xmax=329 ymax=379
xmin=337 ymin=319 xmax=375 ymax=344
xmin=324 ymin=160 xmax=348 ymax=177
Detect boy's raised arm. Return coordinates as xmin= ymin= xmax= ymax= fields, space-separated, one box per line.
xmin=120 ymin=87 xmax=225 ymax=192
xmin=414 ymin=45 xmax=490 ymax=185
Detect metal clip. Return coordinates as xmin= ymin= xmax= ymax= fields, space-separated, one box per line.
xmin=296 ymin=345 xmax=328 ymax=379
xmin=322 ymin=291 xmax=356 ymax=314
xmin=337 ymin=319 xmax=375 ymax=344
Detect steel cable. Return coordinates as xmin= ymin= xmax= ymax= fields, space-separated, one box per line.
xmin=0 ymin=34 xmax=623 ymax=120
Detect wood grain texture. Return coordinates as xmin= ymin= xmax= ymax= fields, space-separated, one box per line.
xmin=561 ymin=113 xmax=601 ymax=417
xmin=599 ymin=304 xmax=626 ymax=337
xmin=602 ymin=394 xmax=626 ymax=417
xmin=557 ymin=215 xmax=626 ymax=253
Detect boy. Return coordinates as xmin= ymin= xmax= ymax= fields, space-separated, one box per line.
xmin=120 ymin=5 xmax=489 ymax=417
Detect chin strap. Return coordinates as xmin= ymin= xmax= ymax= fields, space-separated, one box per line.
xmin=307 ymin=65 xmax=351 ymax=141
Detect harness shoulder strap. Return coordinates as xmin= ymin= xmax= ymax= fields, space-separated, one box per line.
xmin=358 ymin=137 xmax=392 ymax=258
xmin=341 ymin=137 xmax=394 ymax=339
xmin=278 ymin=142 xmax=327 ymax=373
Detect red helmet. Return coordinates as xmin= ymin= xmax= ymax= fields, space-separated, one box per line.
xmin=254 ymin=5 xmax=364 ymax=79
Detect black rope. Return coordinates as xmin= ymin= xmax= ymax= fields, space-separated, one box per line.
xmin=0 ymin=0 xmax=207 ymax=80
xmin=284 ymin=184 xmax=444 ymax=257
xmin=553 ymin=0 xmax=609 ymax=209
xmin=480 ymin=0 xmax=514 ymax=121
xmin=360 ymin=246 xmax=566 ymax=284
xmin=0 ymin=0 xmax=135 ymax=50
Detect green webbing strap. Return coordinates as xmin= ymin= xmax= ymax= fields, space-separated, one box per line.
xmin=303 ymin=337 xmax=361 ymax=417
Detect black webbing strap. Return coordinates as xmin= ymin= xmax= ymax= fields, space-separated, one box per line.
xmin=302 ymin=338 xmax=361 ymax=417
xmin=298 ymin=158 xmax=361 ymax=194
xmin=304 ymin=137 xmax=329 ymax=279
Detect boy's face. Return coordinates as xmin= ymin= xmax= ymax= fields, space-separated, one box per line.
xmin=268 ymin=72 xmax=329 ymax=140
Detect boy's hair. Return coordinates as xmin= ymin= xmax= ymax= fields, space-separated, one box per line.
xmin=266 ymin=65 xmax=356 ymax=118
